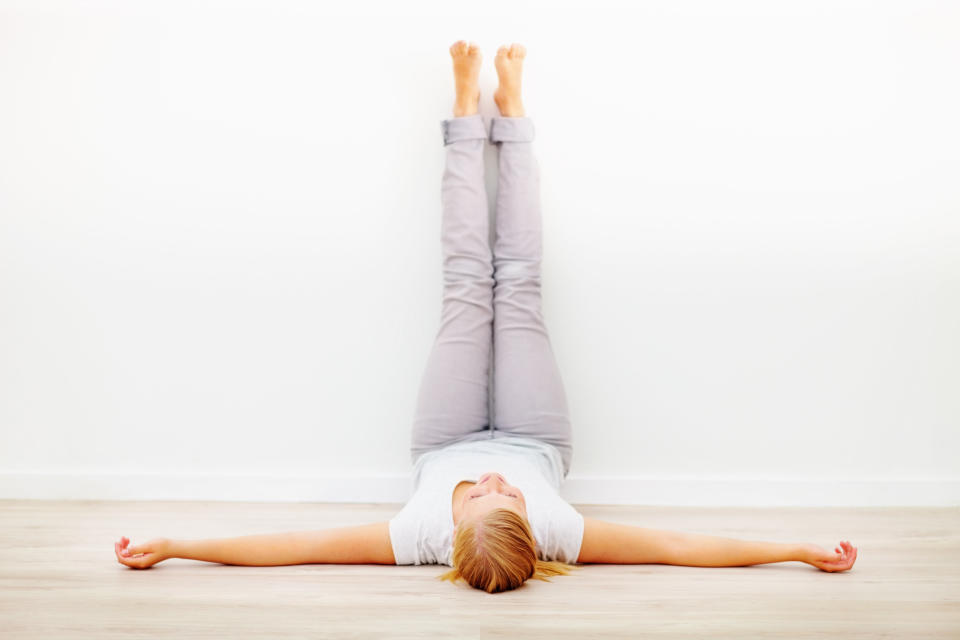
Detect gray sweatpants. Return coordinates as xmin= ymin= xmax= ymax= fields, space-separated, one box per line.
xmin=410 ymin=114 xmax=573 ymax=476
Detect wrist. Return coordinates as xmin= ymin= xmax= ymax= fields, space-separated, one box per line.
xmin=164 ymin=538 xmax=181 ymax=559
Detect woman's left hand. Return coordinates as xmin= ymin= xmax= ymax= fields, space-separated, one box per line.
xmin=801 ymin=540 xmax=858 ymax=572
xmin=115 ymin=536 xmax=170 ymax=569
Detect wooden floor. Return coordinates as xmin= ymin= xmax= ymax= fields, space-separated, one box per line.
xmin=1 ymin=501 xmax=958 ymax=638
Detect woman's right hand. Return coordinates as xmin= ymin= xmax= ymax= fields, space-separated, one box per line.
xmin=115 ymin=536 xmax=171 ymax=569
xmin=802 ymin=540 xmax=858 ymax=572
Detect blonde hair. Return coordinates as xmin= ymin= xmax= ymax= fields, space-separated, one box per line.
xmin=438 ymin=508 xmax=575 ymax=593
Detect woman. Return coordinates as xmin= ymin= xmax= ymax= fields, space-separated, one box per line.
xmin=114 ymin=41 xmax=858 ymax=593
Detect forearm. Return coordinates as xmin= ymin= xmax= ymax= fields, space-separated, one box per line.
xmin=170 ymin=531 xmax=329 ymax=566
xmin=669 ymin=531 xmax=805 ymax=567
xmin=168 ymin=524 xmax=393 ymax=566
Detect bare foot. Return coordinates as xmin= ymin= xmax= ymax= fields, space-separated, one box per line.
xmin=450 ymin=40 xmax=481 ymax=117
xmin=494 ymin=43 xmax=526 ymax=117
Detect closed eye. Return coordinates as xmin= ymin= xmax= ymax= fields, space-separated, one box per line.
xmin=469 ymin=493 xmax=519 ymax=499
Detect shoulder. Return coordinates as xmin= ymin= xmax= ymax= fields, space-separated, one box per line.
xmin=527 ymin=496 xmax=584 ymax=564
xmin=389 ymin=485 xmax=455 ymax=566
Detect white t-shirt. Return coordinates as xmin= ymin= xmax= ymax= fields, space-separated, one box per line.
xmin=388 ymin=436 xmax=584 ymax=566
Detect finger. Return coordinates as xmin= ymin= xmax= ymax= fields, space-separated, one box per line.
xmin=116 ymin=545 xmax=137 ymax=567
xmin=130 ymin=554 xmax=153 ymax=568
xmin=120 ymin=552 xmax=153 ymax=568
xmin=119 ymin=554 xmax=139 ymax=568
xmin=115 ymin=541 xmax=149 ymax=565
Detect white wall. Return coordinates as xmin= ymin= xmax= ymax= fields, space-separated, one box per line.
xmin=1 ymin=0 xmax=957 ymax=506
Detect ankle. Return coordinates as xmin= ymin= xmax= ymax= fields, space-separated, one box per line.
xmin=494 ymin=90 xmax=524 ymax=117
xmin=498 ymin=104 xmax=525 ymax=117
xmin=453 ymin=104 xmax=479 ymax=117
xmin=453 ymin=90 xmax=480 ymax=117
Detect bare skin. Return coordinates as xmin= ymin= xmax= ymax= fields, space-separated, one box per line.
xmin=450 ymin=40 xmax=526 ymax=118
xmin=114 ymin=520 xmax=859 ymax=573
xmin=450 ymin=40 xmax=481 ymax=117
xmin=112 ymin=41 xmax=859 ymax=576
xmin=451 ymin=472 xmax=528 ymax=533
xmin=493 ymin=43 xmax=526 ymax=117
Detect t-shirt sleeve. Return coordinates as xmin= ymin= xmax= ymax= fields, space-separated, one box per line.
xmin=532 ymin=498 xmax=585 ymax=564
xmin=553 ymin=504 xmax=585 ymax=564
xmin=388 ymin=490 xmax=454 ymax=566
xmin=388 ymin=502 xmax=420 ymax=566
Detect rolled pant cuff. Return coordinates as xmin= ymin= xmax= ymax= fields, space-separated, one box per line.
xmin=441 ymin=114 xmax=487 ymax=145
xmin=489 ymin=116 xmax=534 ymax=143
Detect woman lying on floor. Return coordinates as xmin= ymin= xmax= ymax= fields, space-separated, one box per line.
xmin=114 ymin=41 xmax=858 ymax=593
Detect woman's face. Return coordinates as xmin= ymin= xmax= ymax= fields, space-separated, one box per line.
xmin=456 ymin=472 xmax=528 ymax=527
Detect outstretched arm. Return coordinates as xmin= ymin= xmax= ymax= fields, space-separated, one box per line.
xmin=114 ymin=522 xmax=395 ymax=569
xmin=577 ymin=517 xmax=857 ymax=572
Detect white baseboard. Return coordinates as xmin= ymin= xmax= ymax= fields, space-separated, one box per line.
xmin=1 ymin=471 xmax=957 ymax=506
